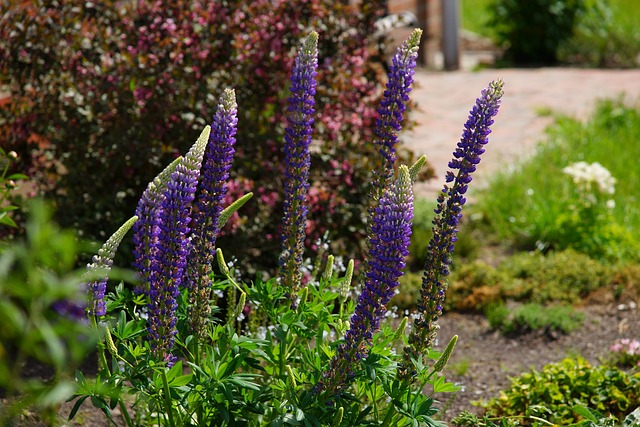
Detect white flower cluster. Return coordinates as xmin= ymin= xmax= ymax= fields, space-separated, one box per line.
xmin=562 ymin=161 xmax=616 ymax=195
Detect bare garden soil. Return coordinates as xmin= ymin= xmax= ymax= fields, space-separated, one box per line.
xmin=435 ymin=302 xmax=640 ymax=423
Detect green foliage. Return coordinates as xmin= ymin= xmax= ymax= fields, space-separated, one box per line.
xmin=483 ymin=357 xmax=640 ymax=426
xmin=557 ymin=0 xmax=640 ymax=67
xmin=0 ymin=201 xmax=99 ymax=423
xmin=484 ymin=303 xmax=584 ymax=336
xmin=473 ymin=100 xmax=640 ymax=262
xmin=71 ymin=268 xmax=459 ymax=426
xmin=488 ymin=0 xmax=585 ymax=64
xmin=499 ymin=250 xmax=611 ymax=304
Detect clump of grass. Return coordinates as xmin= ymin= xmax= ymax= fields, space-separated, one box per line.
xmin=485 ymin=303 xmax=584 ymax=336
xmin=473 ymin=100 xmax=640 ymax=262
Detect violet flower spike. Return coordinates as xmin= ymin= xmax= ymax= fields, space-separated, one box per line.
xmin=147 ymin=126 xmax=210 ymax=364
xmin=279 ymin=32 xmax=318 ymax=294
xmin=318 ymin=165 xmax=414 ymax=395
xmin=132 ymin=157 xmax=182 ymax=296
xmin=187 ymin=88 xmax=237 ymax=338
xmin=364 ymin=29 xmax=421 ymax=280
xmin=372 ymin=28 xmax=421 ymax=190
xmin=400 ymin=79 xmax=504 ymax=379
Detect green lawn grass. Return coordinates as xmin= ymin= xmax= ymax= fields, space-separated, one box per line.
xmin=471 ymin=99 xmax=640 ymax=261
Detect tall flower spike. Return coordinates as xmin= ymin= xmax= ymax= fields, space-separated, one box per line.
xmin=364 ymin=29 xmax=421 ymax=281
xmin=370 ymin=28 xmax=422 ymax=205
xmin=317 ymin=165 xmax=414 ymax=395
xmin=186 ymin=89 xmax=238 ymax=338
xmin=147 ymin=126 xmax=210 ymax=364
xmin=132 ymin=156 xmax=182 ymax=295
xmin=400 ymin=79 xmax=504 ymax=379
xmin=279 ymin=32 xmax=318 ymax=294
xmin=86 ymin=216 xmax=138 ymax=317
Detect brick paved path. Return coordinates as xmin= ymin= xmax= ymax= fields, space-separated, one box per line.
xmin=405 ymin=68 xmax=640 ymax=199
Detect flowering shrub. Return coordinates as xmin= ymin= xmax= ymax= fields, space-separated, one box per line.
xmin=555 ymin=161 xmax=637 ymax=260
xmin=0 ymin=0 xmax=431 ymax=272
xmin=609 ymin=338 xmax=640 ymax=368
xmin=0 ymin=30 xmax=506 ymax=425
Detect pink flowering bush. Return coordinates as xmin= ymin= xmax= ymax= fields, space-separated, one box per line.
xmin=0 ymin=0 xmax=431 ymax=270
xmin=610 ymin=338 xmax=640 ymax=367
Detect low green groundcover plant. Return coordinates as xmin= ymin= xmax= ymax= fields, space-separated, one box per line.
xmin=0 ymin=30 xmax=507 ymax=426
xmin=396 ymin=249 xmax=613 ymax=313
xmin=484 ymin=303 xmax=584 ymax=336
xmin=469 ymin=357 xmax=640 ymax=427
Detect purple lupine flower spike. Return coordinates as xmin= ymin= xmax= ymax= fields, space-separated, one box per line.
xmin=87 ymin=215 xmax=138 ymax=317
xmin=187 ymin=88 xmax=238 ymax=338
xmin=400 ymin=79 xmax=504 ymax=379
xmin=363 ymin=29 xmax=421 ymax=282
xmin=279 ymin=32 xmax=318 ymax=294
xmin=317 ymin=165 xmax=414 ymax=395
xmin=132 ymin=157 xmax=182 ymax=296
xmin=371 ymin=28 xmax=421 ymax=202
xmin=147 ymin=126 xmax=210 ymax=364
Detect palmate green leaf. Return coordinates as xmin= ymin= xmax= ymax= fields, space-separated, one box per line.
xmin=227 ymin=373 xmax=261 ymax=391
xmin=430 ymin=374 xmax=461 ymax=393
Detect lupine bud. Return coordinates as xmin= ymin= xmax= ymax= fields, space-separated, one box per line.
xmin=286 ymin=365 xmax=297 ymax=388
xmin=323 ymin=254 xmax=335 ymax=280
xmin=331 ymin=407 xmax=344 ymax=427
xmin=340 ymin=259 xmax=355 ymax=300
xmin=233 ymin=292 xmax=246 ymax=319
xmin=298 ymin=286 xmax=309 ymax=306
xmin=218 ymin=192 xmax=253 ymax=229
xmin=433 ymin=335 xmax=458 ymax=372
xmin=409 ymin=155 xmax=428 ymax=183
xmin=216 ymin=248 xmax=230 ymax=276
xmin=392 ymin=316 xmax=409 ymax=342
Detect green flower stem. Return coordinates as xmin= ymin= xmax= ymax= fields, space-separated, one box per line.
xmin=161 ymin=368 xmax=176 ymax=427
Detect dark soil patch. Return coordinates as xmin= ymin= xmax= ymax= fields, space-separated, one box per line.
xmin=434 ymin=302 xmax=640 ymax=423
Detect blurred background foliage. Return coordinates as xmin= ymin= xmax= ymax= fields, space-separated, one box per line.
xmin=0 ymin=0 xmax=432 ymax=274
xmin=462 ymin=0 xmax=640 ymax=67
